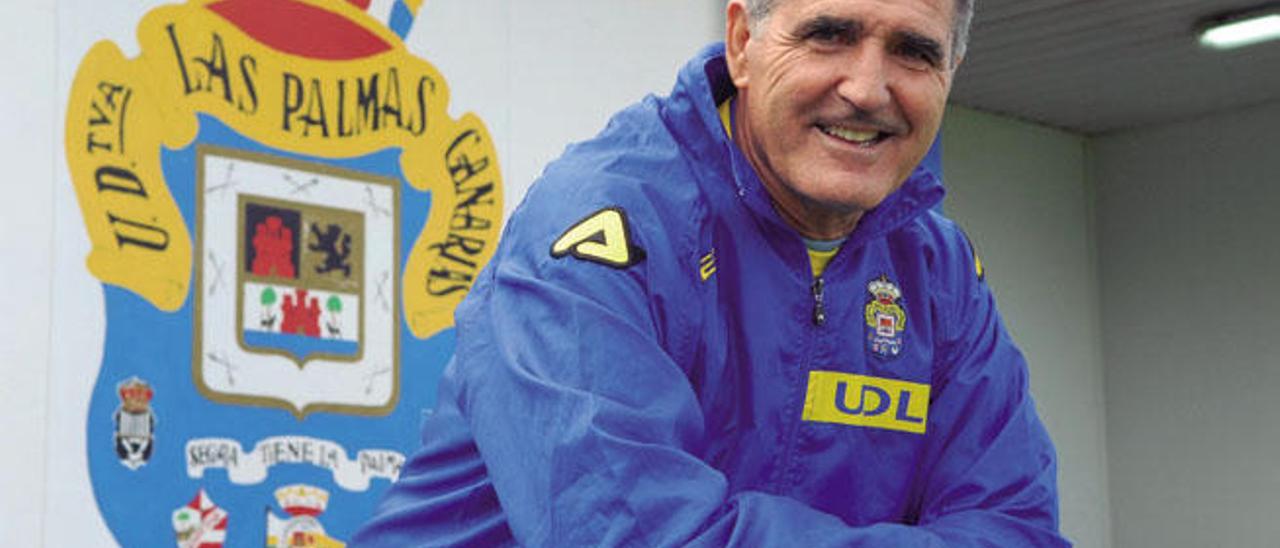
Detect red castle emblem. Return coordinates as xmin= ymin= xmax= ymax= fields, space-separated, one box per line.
xmin=252 ymin=216 xmax=297 ymax=279
xmin=280 ymin=288 xmax=322 ymax=338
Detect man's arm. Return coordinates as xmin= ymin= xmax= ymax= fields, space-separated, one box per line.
xmin=910 ymin=235 xmax=1067 ymax=545
xmin=436 ymin=198 xmax=1068 ymax=546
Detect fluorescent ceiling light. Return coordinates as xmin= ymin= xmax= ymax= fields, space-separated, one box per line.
xmin=1199 ymin=8 xmax=1280 ymax=50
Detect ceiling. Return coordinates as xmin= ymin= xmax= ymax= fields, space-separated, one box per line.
xmin=950 ymin=0 xmax=1280 ymax=135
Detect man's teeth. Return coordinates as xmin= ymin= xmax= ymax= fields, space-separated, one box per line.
xmin=822 ymin=125 xmax=880 ymax=144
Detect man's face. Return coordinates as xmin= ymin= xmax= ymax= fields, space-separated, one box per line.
xmin=726 ymin=0 xmax=958 ymax=237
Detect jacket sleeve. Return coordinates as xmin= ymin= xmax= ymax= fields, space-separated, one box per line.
xmin=446 ymin=199 xmax=1068 ymax=546
xmin=904 ymin=233 xmax=1070 ymax=547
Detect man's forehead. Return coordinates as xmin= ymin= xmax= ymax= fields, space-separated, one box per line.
xmin=775 ymin=0 xmax=954 ymax=34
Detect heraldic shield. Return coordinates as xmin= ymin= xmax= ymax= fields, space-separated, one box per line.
xmin=64 ymin=0 xmax=503 ymax=544
xmin=195 ymin=146 xmax=400 ymax=416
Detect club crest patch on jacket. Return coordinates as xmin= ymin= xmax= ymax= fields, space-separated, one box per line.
xmin=865 ymin=275 xmax=907 ymax=359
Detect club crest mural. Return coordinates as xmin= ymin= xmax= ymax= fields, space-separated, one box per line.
xmin=64 ymin=0 xmax=502 ymax=544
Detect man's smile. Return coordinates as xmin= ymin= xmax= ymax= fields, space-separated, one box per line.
xmin=817 ymin=123 xmax=892 ymax=146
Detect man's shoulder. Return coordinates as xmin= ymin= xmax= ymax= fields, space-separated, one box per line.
xmin=894 ymin=210 xmax=985 ymax=287
xmin=485 ymin=104 xmax=721 ymax=295
xmin=540 ymin=98 xmax=700 ymax=197
xmin=513 ymin=100 xmax=708 ymax=253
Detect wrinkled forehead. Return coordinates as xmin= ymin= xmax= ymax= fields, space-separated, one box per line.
xmin=761 ymin=0 xmax=957 ymax=33
xmin=762 ymin=0 xmax=958 ymax=54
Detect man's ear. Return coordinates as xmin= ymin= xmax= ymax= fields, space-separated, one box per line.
xmin=725 ymin=0 xmax=752 ymax=88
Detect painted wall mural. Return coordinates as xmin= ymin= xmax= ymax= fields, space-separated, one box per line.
xmin=63 ymin=0 xmax=502 ymax=544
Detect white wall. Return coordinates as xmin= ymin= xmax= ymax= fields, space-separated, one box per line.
xmin=0 ymin=0 xmax=55 ymax=546
xmin=943 ymin=107 xmax=1113 ymax=548
xmin=1094 ymin=100 xmax=1280 ymax=548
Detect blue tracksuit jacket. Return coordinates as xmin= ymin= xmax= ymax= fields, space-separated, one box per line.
xmin=354 ymin=43 xmax=1069 ymax=547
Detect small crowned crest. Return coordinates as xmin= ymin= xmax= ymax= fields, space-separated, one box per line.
xmin=117 ymin=377 xmax=154 ymax=413
xmin=275 ymin=484 xmax=331 ymax=517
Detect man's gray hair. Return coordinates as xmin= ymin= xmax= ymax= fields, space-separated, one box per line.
xmin=743 ymin=0 xmax=974 ymax=63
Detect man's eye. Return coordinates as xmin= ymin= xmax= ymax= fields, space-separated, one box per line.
xmin=896 ymin=45 xmax=939 ymax=68
xmin=797 ymin=18 xmax=857 ymax=46
xmin=807 ymin=28 xmax=843 ymax=43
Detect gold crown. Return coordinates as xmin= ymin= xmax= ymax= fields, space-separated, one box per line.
xmin=117 ymin=377 xmax=153 ymax=411
xmin=868 ymin=276 xmax=901 ymax=302
xmin=275 ymin=484 xmax=330 ymax=516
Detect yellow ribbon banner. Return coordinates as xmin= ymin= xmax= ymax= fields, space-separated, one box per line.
xmin=65 ymin=0 xmax=502 ymax=337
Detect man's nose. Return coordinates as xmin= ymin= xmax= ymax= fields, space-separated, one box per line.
xmin=836 ymin=44 xmax=892 ymax=112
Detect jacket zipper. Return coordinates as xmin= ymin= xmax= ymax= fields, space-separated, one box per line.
xmin=775 ymin=272 xmax=826 ymax=492
xmin=811 ymin=276 xmax=826 ymax=326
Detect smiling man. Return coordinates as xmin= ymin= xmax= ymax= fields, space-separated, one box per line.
xmin=730 ymin=0 xmax=955 ymax=239
xmin=356 ymin=1 xmax=1069 ymax=546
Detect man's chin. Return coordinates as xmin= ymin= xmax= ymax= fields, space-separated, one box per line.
xmin=804 ymin=179 xmax=899 ymax=213
xmin=799 ymin=193 xmax=881 ymax=219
